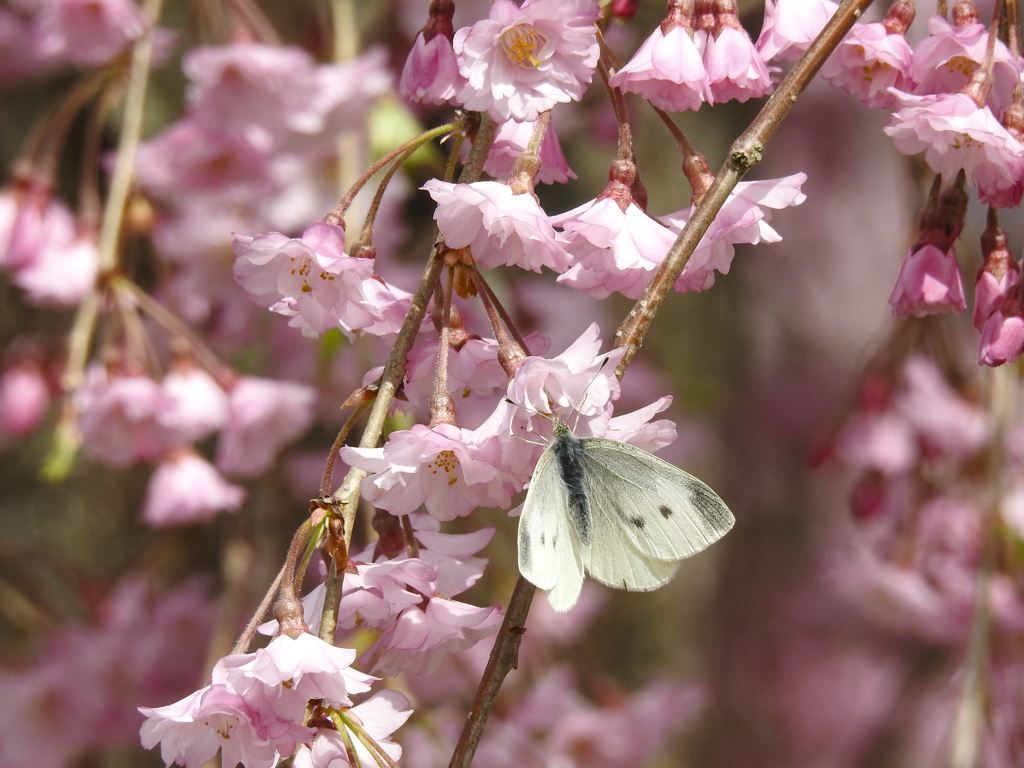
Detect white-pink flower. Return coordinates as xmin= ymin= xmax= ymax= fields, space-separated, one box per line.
xmin=44 ymin=0 xmax=146 ymax=67
xmin=911 ymin=15 xmax=1021 ymax=117
xmin=608 ymin=16 xmax=707 ymax=113
xmin=425 ymin=179 xmax=569 ymax=272
xmin=661 ymin=173 xmax=807 ymax=293
xmin=819 ymin=21 xmax=913 ymax=109
xmin=701 ymin=14 xmax=772 ymax=104
xmin=400 ymin=0 xmax=464 ymax=105
xmin=159 ymin=366 xmax=229 ymax=443
xmin=756 ymin=0 xmax=837 ymax=63
xmin=554 ymin=195 xmax=677 ymax=299
xmin=233 ymin=221 xmax=411 ymax=338
xmin=362 ymin=597 xmax=502 ymax=676
xmin=884 ymin=91 xmax=1024 ymax=207
xmin=484 ymin=116 xmax=576 ymax=184
xmin=895 ymin=357 xmax=988 ymax=458
xmin=293 ymin=690 xmax=412 ymax=768
xmin=142 ymin=451 xmax=245 ymax=527
xmin=0 ymin=361 xmax=50 ymax=437
xmin=341 ymin=422 xmax=517 ymax=520
xmin=454 ymin=0 xmax=600 ymax=122
xmin=337 ymin=558 xmax=437 ymax=629
xmin=216 ymin=376 xmax=317 ymax=477
xmin=887 ymin=243 xmax=966 ymax=319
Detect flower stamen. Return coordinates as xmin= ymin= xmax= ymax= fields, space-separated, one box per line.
xmin=500 ymin=25 xmax=546 ymax=68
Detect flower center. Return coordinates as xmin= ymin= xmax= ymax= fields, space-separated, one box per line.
xmin=500 ymin=24 xmax=547 ymax=68
xmin=426 ymin=449 xmax=460 ymax=485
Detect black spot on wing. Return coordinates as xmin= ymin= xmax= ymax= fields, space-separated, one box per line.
xmin=628 ymin=515 xmax=646 ymax=530
xmin=540 ymin=532 xmax=546 ymax=546
xmin=659 ymin=505 xmax=673 ymax=519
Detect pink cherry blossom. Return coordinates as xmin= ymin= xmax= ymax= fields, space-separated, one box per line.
xmin=142 ymin=451 xmax=245 ymax=527
xmin=454 ymin=0 xmax=600 ymax=122
xmin=895 ymin=357 xmax=988 ymax=459
xmin=159 ymin=366 xmax=229 ymax=443
xmin=12 ymin=227 xmax=98 ymax=306
xmin=336 ymin=558 xmax=437 ymax=629
xmin=978 ymin=307 xmax=1024 ymax=367
xmin=0 ymin=184 xmax=76 ymax=269
xmin=756 ymin=0 xmax=837 ymax=63
xmin=363 ymin=596 xmax=502 ymax=676
xmin=608 ymin=9 xmax=708 ymax=113
xmin=400 ymin=0 xmax=464 ymax=105
xmin=661 ymin=173 xmax=807 ymax=292
xmin=884 ymin=92 xmax=1024 ymax=207
xmin=484 ymin=116 xmax=577 ymax=185
xmin=911 ymin=15 xmax=1021 ymax=117
xmin=410 ymin=516 xmax=495 ymax=596
xmin=140 ymin=684 xmax=291 ymax=768
xmin=0 ymin=361 xmax=50 ymax=436
xmin=76 ymin=365 xmax=175 ymax=467
xmin=341 ymin=422 xmax=517 ymax=520
xmin=701 ymin=6 xmax=773 ymax=105
xmin=819 ymin=21 xmax=913 ymax=109
xmin=45 ymin=0 xmax=146 ymax=67
xmin=216 ymin=376 xmax=317 ymax=477
xmin=424 ymin=179 xmax=570 ymax=273
xmin=233 ymin=221 xmax=411 ymax=338
xmin=887 ymin=243 xmax=966 ymax=318
xmin=293 ymin=690 xmax=412 ymax=768
xmin=554 ymin=195 xmax=677 ymax=299
xmin=833 ymin=411 xmax=918 ymax=474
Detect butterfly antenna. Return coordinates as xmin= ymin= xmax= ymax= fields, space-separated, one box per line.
xmin=571 ymin=356 xmax=611 ymax=433
xmin=504 ymin=398 xmax=553 ymax=446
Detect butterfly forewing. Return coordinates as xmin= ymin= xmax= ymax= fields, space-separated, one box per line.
xmin=579 ymin=438 xmax=735 ymax=561
xmin=518 ymin=448 xmax=584 ymax=601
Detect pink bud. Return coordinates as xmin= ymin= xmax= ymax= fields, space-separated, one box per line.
xmin=978 ymin=308 xmax=1024 ymax=366
xmin=888 ymin=243 xmax=966 ymax=318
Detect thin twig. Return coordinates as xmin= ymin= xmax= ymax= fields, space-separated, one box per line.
xmin=612 ymin=0 xmax=876 ymax=375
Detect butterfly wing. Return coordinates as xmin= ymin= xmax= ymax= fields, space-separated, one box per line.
xmin=518 ymin=445 xmax=585 ymax=611
xmin=579 ymin=437 xmax=735 ymax=563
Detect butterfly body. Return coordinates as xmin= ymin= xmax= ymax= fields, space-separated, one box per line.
xmin=518 ymin=417 xmax=735 ymax=611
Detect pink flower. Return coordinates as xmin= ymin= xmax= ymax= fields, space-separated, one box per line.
xmin=884 ymin=91 xmax=1024 ymax=207
xmin=973 ymin=233 xmax=1019 ymax=332
xmin=46 ymin=0 xmax=146 ymax=66
xmin=140 ymin=684 xmax=289 ymax=768
xmin=340 ymin=422 xmax=517 ymax=520
xmin=834 ymin=412 xmax=917 ymax=474
xmin=701 ymin=5 xmax=773 ymax=104
xmin=756 ymin=0 xmax=837 ymax=63
xmin=216 ymin=633 xmax=375 ymax=726
xmin=819 ymin=21 xmax=913 ymax=109
xmin=159 ymin=366 xmax=229 ymax=443
xmin=454 ymin=0 xmax=601 ymax=122
xmin=608 ymin=9 xmax=708 ymax=113
xmin=293 ymin=690 xmax=412 ymax=768
xmin=76 ymin=366 xmax=175 ymax=467
xmin=895 ymin=357 xmax=988 ymax=458
xmin=911 ymin=15 xmax=1021 ymax=117
xmin=978 ymin=307 xmax=1024 ymax=367
xmin=0 ymin=184 xmax=76 ymax=269
xmin=424 ymin=179 xmax=570 ymax=272
xmin=232 ymin=221 xmax=410 ymax=338
xmin=336 ymin=558 xmax=437 ymax=629
xmin=887 ymin=243 xmax=966 ymax=318
xmin=399 ymin=0 xmax=464 ymax=104
xmin=410 ymin=516 xmax=495 ymax=596
xmin=216 ymin=376 xmax=317 ymax=477
xmin=484 ymin=116 xmax=577 ymax=184
xmin=362 ymin=597 xmax=502 ymax=676
xmin=554 ymin=196 xmax=677 ymax=299
xmin=12 ymin=227 xmax=98 ymax=306
xmin=142 ymin=451 xmax=245 ymax=527
xmin=0 ymin=361 xmax=50 ymax=436
xmin=661 ymin=173 xmax=807 ymax=292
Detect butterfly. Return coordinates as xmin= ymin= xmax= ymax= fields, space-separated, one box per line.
xmin=517 ymin=414 xmax=735 ymax=612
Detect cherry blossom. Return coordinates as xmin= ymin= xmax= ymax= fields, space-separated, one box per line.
xmin=454 ymin=0 xmax=601 ymax=122
xmin=756 ymin=0 xmax=837 ymax=63
xmin=0 ymin=361 xmax=50 ymax=436
xmin=400 ymin=0 xmax=464 ymax=105
xmin=819 ymin=21 xmax=913 ymax=109
xmin=340 ymin=422 xmax=517 ymax=520
xmin=292 ymin=690 xmax=412 ymax=768
xmin=911 ymin=15 xmax=1021 ymax=117
xmin=233 ymin=221 xmax=411 ymax=338
xmin=336 ymin=558 xmax=437 ymax=630
xmin=12 ymin=227 xmax=98 ymax=306
xmin=215 ymin=376 xmax=317 ymax=477
xmin=701 ymin=1 xmax=773 ymax=104
xmin=362 ymin=596 xmax=502 ymax=676
xmin=424 ymin=179 xmax=570 ymax=272
xmin=0 ymin=184 xmax=76 ymax=269
xmin=42 ymin=0 xmax=146 ymax=67
xmin=973 ymin=227 xmax=1019 ymax=332
xmin=978 ymin=304 xmax=1024 ymax=367
xmin=887 ymin=243 xmax=966 ymax=319
xmin=484 ymin=116 xmax=576 ymax=184
xmin=884 ymin=91 xmax=1024 ymax=208
xmin=141 ymin=451 xmax=245 ymax=527
xmin=895 ymin=357 xmax=988 ymax=458
xmin=159 ymin=365 xmax=229 ymax=443
xmin=608 ymin=2 xmax=708 ymax=113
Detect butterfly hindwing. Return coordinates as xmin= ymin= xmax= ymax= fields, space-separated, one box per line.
xmin=579 ymin=438 xmax=735 ymax=561
xmin=518 ymin=446 xmax=584 ymax=609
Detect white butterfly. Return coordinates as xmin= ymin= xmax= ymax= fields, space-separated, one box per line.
xmin=518 ymin=415 xmax=735 ymax=612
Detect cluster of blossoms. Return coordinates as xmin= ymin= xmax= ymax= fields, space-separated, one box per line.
xmin=10 ymin=0 xmax=1024 ymax=765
